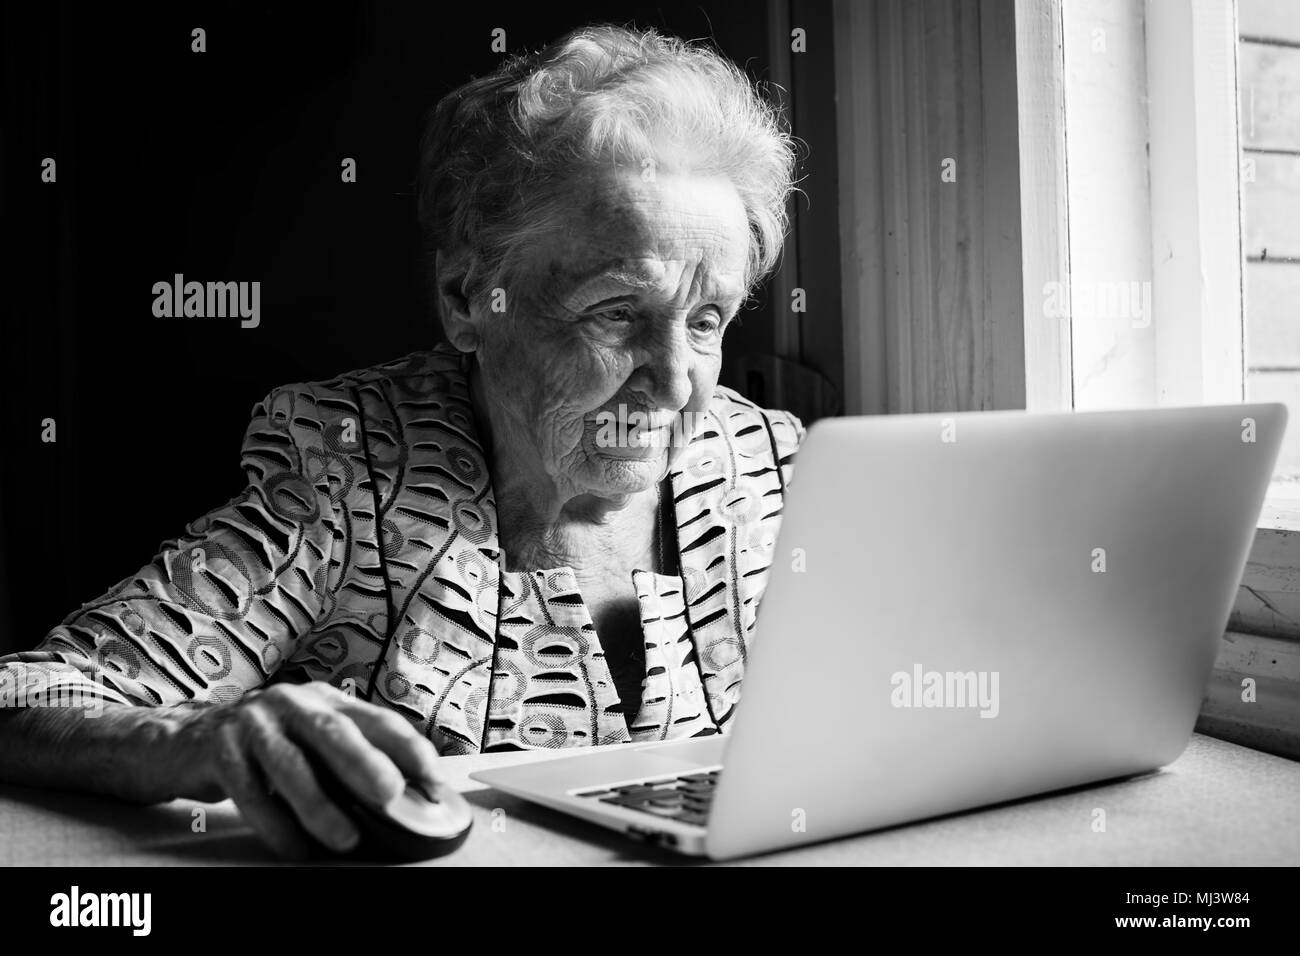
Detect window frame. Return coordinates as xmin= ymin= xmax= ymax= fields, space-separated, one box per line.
xmin=1021 ymin=0 xmax=1298 ymax=756
xmin=833 ymin=0 xmax=1299 ymax=756
xmin=833 ymin=0 xmax=1294 ymax=537
xmin=1017 ymin=0 xmax=1246 ymax=412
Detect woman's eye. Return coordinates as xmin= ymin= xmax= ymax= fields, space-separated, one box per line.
xmin=597 ymin=306 xmax=636 ymax=324
xmin=690 ymin=311 xmax=723 ymax=336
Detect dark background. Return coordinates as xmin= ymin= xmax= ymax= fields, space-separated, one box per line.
xmin=0 ymin=1 xmax=839 ymax=654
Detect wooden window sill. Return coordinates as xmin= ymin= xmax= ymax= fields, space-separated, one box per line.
xmin=1199 ymin=630 xmax=1300 ymax=760
xmin=1231 ymin=489 xmax=1300 ymax=638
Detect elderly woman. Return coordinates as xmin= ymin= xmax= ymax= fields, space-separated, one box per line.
xmin=0 ymin=25 xmax=802 ymax=858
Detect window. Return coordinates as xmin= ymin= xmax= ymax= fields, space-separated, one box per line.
xmin=834 ymin=0 xmax=1293 ymax=500
xmin=1239 ymin=0 xmax=1300 ymax=490
xmin=831 ymin=0 xmax=1300 ymax=759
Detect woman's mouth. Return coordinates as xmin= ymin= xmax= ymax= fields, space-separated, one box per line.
xmin=586 ymin=408 xmax=676 ymax=458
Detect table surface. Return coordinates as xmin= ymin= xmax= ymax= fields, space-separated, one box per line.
xmin=1 ymin=733 xmax=1297 ymax=866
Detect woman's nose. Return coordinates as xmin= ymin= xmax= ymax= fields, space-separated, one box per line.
xmin=636 ymin=326 xmax=694 ymax=410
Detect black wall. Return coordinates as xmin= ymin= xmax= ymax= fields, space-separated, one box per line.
xmin=0 ymin=2 xmax=816 ymax=654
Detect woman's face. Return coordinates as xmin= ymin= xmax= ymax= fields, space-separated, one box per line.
xmin=470 ymin=167 xmax=751 ymax=505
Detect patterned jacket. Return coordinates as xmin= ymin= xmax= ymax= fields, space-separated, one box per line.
xmin=0 ymin=345 xmax=804 ymax=754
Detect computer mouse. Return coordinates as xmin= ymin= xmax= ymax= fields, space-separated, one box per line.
xmin=292 ymin=753 xmax=473 ymax=863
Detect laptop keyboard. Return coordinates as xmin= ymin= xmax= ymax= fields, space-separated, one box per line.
xmin=573 ymin=767 xmax=722 ymax=827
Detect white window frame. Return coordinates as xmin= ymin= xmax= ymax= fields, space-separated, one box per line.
xmin=834 ymin=0 xmax=1300 ymax=744
xmin=1019 ymin=1 xmax=1300 ymax=518
xmin=1018 ymin=0 xmax=1244 ymax=413
xmin=836 ymin=0 xmax=1289 ymax=524
xmin=1016 ymin=0 xmax=1298 ymax=754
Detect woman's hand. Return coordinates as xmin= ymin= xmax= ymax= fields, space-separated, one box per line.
xmin=174 ymin=681 xmax=442 ymax=859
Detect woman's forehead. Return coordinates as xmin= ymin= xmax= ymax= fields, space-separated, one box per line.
xmin=536 ymin=169 xmax=749 ymax=291
xmin=558 ymin=258 xmax=745 ymax=311
xmin=578 ymin=167 xmax=746 ymax=232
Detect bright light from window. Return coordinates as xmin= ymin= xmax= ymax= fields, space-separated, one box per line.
xmin=1239 ymin=0 xmax=1300 ymax=483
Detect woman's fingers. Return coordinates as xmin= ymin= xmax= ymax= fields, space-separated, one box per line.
xmin=337 ymin=697 xmax=441 ymax=790
xmin=211 ymin=721 xmax=313 ymax=861
xmin=278 ymin=696 xmax=406 ymax=808
xmin=203 ymin=681 xmax=442 ymax=859
xmin=244 ymin=708 xmax=359 ymax=853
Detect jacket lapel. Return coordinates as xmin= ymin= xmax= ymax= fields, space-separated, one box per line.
xmin=670 ymin=390 xmax=792 ymax=729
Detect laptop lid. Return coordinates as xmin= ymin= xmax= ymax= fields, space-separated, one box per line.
xmin=704 ymin=403 xmax=1286 ymax=860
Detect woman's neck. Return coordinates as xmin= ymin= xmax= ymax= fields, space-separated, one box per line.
xmin=467 ymin=355 xmax=660 ymax=574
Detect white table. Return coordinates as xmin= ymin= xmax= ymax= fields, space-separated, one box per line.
xmin=1 ymin=734 xmax=1297 ymax=866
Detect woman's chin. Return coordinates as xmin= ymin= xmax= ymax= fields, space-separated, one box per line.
xmin=584 ymin=451 xmax=667 ymax=495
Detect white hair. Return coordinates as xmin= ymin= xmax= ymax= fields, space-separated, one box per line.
xmin=417 ymin=24 xmax=796 ymax=304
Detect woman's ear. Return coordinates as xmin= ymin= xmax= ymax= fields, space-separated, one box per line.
xmin=434 ymin=249 xmax=479 ymax=353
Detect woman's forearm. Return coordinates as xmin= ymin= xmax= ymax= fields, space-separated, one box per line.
xmin=0 ymin=704 xmax=213 ymax=804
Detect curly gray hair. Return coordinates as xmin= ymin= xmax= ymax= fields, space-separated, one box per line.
xmin=417 ymin=24 xmax=796 ymax=309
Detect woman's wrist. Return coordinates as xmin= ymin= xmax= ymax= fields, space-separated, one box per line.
xmin=0 ymin=702 xmax=219 ymax=805
xmin=126 ymin=702 xmax=224 ymax=804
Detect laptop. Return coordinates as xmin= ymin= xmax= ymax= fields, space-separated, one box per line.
xmin=470 ymin=402 xmax=1287 ymax=860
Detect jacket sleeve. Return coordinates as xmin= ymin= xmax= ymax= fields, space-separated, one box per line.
xmin=0 ymin=386 xmax=345 ymax=708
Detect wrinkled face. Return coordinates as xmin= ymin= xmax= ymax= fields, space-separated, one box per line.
xmin=471 ymin=168 xmax=750 ymax=503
